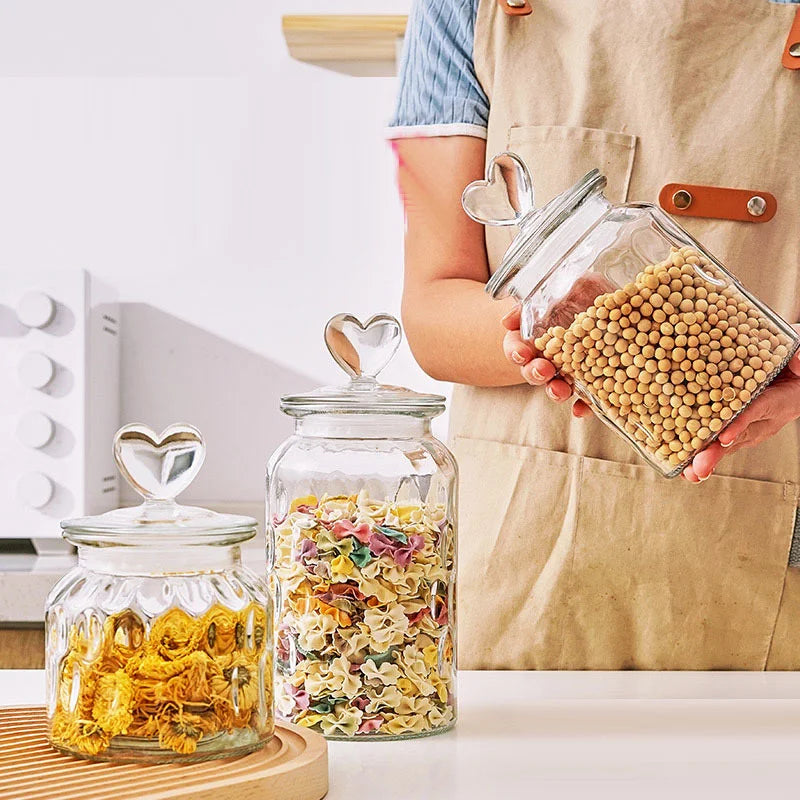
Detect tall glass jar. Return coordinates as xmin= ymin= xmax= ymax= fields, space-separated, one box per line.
xmin=268 ymin=314 xmax=457 ymax=740
xmin=463 ymin=152 xmax=800 ymax=477
xmin=45 ymin=423 xmax=273 ymax=763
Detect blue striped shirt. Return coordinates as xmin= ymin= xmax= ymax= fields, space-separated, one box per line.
xmin=388 ymin=0 xmax=799 ymax=139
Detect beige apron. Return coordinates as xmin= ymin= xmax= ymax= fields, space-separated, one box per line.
xmin=452 ymin=0 xmax=800 ymax=670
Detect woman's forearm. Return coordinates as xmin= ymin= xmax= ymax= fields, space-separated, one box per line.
xmin=394 ymin=135 xmax=520 ymax=386
xmin=402 ymin=276 xmax=524 ymax=387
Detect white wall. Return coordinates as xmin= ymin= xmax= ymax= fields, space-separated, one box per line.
xmin=0 ymin=0 xmax=453 ymax=507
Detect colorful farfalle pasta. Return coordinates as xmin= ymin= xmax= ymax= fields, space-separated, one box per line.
xmin=273 ymin=492 xmax=456 ymax=739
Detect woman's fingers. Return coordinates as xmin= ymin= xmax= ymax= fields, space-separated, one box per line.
xmin=572 ymin=399 xmax=592 ymax=417
xmin=682 ymin=463 xmax=700 ymax=483
xmin=520 ymin=358 xmax=556 ymax=386
xmin=545 ymin=378 xmax=572 ymax=402
xmin=501 ymin=305 xmax=522 ymax=331
xmin=716 ymin=400 xmax=766 ymax=448
xmin=689 ymin=442 xmax=727 ymax=481
xmin=503 ymin=328 xmax=533 ymax=366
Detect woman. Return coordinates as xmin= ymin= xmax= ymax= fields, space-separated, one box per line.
xmin=388 ymin=0 xmax=800 ymax=670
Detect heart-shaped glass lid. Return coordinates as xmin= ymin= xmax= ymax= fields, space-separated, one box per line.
xmin=281 ymin=313 xmax=445 ymax=417
xmin=61 ymin=423 xmax=257 ymax=544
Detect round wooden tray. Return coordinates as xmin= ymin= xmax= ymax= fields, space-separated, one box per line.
xmin=0 ymin=706 xmax=328 ymax=800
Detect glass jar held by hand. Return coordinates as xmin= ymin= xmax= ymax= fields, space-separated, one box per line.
xmin=268 ymin=314 xmax=457 ymax=739
xmin=45 ymin=423 xmax=273 ymax=762
xmin=463 ymin=152 xmax=800 ymax=477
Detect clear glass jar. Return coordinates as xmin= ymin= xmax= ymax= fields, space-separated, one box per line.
xmin=45 ymin=423 xmax=274 ymax=763
xmin=463 ymin=152 xmax=800 ymax=477
xmin=268 ymin=314 xmax=457 ymax=740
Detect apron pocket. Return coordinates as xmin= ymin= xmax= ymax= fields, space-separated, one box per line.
xmin=507 ymin=124 xmax=637 ymax=205
xmin=453 ymin=436 xmax=797 ymax=670
xmin=564 ymin=456 xmax=798 ymax=670
xmin=451 ymin=436 xmax=582 ymax=669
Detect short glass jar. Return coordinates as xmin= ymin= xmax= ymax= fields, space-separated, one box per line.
xmin=463 ymin=153 xmax=800 ymax=477
xmin=268 ymin=314 xmax=457 ymax=739
xmin=45 ymin=424 xmax=273 ymax=763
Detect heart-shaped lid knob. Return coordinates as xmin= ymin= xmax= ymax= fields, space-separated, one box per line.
xmin=114 ymin=423 xmax=205 ymax=502
xmin=462 ymin=151 xmax=536 ymax=227
xmin=325 ymin=313 xmax=401 ymax=381
xmin=465 ymin=150 xmax=608 ymax=300
xmin=60 ymin=422 xmax=257 ymax=543
xmin=280 ymin=313 xmax=446 ymax=417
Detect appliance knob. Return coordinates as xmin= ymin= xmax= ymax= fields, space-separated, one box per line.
xmin=16 ymin=292 xmax=56 ymax=329
xmin=18 ymin=352 xmax=55 ymax=389
xmin=17 ymin=472 xmax=54 ymax=509
xmin=16 ymin=411 xmax=56 ymax=449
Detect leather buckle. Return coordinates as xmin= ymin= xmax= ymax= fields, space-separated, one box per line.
xmin=659 ymin=184 xmax=777 ymax=224
xmin=783 ymin=8 xmax=800 ymax=70
xmin=498 ymin=0 xmax=532 ymax=17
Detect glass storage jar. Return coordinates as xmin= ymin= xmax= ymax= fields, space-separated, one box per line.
xmin=45 ymin=423 xmax=273 ymax=763
xmin=463 ymin=152 xmax=800 ymax=477
xmin=268 ymin=314 xmax=457 ymax=740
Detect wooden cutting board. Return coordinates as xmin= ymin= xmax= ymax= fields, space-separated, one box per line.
xmin=0 ymin=706 xmax=328 ymax=800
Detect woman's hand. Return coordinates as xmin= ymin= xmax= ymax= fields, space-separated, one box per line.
xmin=501 ymin=306 xmax=592 ymax=418
xmin=683 ymin=341 xmax=800 ymax=483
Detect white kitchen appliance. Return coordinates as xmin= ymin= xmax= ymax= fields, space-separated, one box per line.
xmin=0 ymin=269 xmax=120 ymax=553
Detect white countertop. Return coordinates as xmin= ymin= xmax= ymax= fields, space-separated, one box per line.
xmin=6 ymin=670 xmax=800 ymax=799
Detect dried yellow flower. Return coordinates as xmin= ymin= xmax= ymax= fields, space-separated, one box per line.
xmin=70 ymin=720 xmax=112 ymax=756
xmin=147 ymin=608 xmax=203 ymax=661
xmin=211 ymin=654 xmax=260 ymax=717
xmin=157 ymin=711 xmax=207 ymax=755
xmin=201 ymin=605 xmax=241 ymax=657
xmin=92 ymin=670 xmax=135 ymax=735
xmin=50 ymin=603 xmax=269 ymax=757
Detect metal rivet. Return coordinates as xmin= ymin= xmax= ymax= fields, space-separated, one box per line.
xmin=790 ymin=42 xmax=800 ymax=58
xmin=672 ymin=189 xmax=693 ymax=210
xmin=747 ymin=196 xmax=767 ymax=217
xmin=507 ymin=0 xmax=526 ymax=6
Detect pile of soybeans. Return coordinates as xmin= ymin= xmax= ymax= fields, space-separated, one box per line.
xmin=534 ymin=246 xmax=794 ymax=472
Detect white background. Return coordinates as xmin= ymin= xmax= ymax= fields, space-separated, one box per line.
xmin=0 ymin=0 xmax=455 ymax=506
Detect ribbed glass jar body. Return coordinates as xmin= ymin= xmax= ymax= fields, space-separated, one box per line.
xmin=267 ymin=414 xmax=457 ymax=740
xmin=45 ymin=542 xmax=273 ymax=763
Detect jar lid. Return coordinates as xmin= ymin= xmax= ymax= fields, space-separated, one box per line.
xmin=280 ymin=313 xmax=446 ymax=418
xmin=462 ymin=151 xmax=607 ymax=298
xmin=61 ymin=423 xmax=257 ymax=546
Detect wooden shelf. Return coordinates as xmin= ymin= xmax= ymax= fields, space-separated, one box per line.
xmin=282 ymin=15 xmax=407 ymax=76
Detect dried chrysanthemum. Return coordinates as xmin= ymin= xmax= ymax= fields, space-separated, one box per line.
xmin=49 ymin=711 xmax=77 ymax=745
xmin=240 ymin=603 xmax=268 ymax=653
xmin=92 ymin=670 xmax=135 ymax=736
xmin=57 ymin=655 xmax=97 ymax=720
xmin=157 ymin=711 xmax=207 ymax=755
xmin=147 ymin=608 xmax=203 ymax=661
xmin=153 ymin=652 xmax=217 ymax=706
xmin=104 ymin=610 xmax=146 ymax=665
xmin=126 ymin=713 xmax=161 ymax=738
xmin=67 ymin=614 xmax=104 ymax=663
xmin=71 ymin=720 xmax=113 ymax=755
xmin=211 ymin=654 xmax=260 ymax=716
xmin=201 ymin=605 xmax=240 ymax=657
xmin=52 ymin=602 xmax=269 ymax=757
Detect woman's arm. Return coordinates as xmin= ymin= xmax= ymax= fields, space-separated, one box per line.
xmin=396 ymin=135 xmax=524 ymax=387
